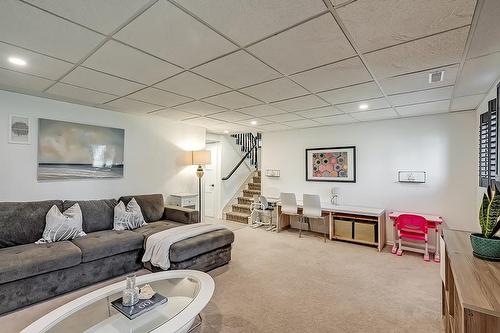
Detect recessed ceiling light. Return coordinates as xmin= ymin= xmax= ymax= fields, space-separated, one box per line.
xmin=359 ymin=103 xmax=369 ymax=110
xmin=251 ymin=120 xmax=257 ymax=125
xmin=223 ymin=130 xmax=229 ymax=134
xmin=8 ymin=57 xmax=27 ymax=66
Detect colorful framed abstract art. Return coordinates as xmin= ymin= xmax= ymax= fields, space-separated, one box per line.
xmin=305 ymin=146 xmax=356 ymax=182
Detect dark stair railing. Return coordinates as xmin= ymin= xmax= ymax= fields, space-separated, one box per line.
xmin=222 ymin=132 xmax=261 ymax=181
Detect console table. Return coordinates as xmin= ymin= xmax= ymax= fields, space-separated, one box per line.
xmin=276 ymin=201 xmax=386 ymax=251
xmin=442 ymin=229 xmax=500 ymax=332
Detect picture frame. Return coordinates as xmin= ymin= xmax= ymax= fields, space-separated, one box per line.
xmin=305 ymin=146 xmax=356 ymax=182
xmin=8 ymin=114 xmax=30 ymax=144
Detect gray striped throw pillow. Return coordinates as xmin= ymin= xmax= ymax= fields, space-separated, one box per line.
xmin=113 ymin=198 xmax=147 ymax=231
xmin=36 ymin=203 xmax=86 ymax=244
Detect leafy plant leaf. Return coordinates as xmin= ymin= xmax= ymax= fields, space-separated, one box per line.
xmin=479 ymin=192 xmax=489 ymax=235
xmin=485 ymin=184 xmax=500 ymax=238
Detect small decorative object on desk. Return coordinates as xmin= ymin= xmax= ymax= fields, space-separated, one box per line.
xmin=122 ymin=274 xmax=140 ymax=306
xmin=111 ymin=293 xmax=168 ymax=320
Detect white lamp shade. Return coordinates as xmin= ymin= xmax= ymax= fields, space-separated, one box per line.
xmin=191 ymin=150 xmax=211 ymax=165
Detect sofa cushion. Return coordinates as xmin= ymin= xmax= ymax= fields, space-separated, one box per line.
xmin=71 ymin=230 xmax=143 ymax=262
xmin=119 ymin=194 xmax=164 ymax=222
xmin=63 ymin=199 xmax=117 ymax=233
xmin=0 ymin=200 xmax=63 ymax=248
xmin=170 ymin=229 xmax=235 ymax=262
xmin=132 ymin=220 xmax=184 ymax=241
xmin=0 ymin=241 xmax=81 ymax=284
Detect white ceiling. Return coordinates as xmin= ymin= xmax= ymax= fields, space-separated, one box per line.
xmin=0 ymin=0 xmax=499 ymax=134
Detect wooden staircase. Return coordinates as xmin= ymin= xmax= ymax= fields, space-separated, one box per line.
xmin=225 ymin=171 xmax=261 ymax=223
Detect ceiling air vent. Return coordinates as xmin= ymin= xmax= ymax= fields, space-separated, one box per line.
xmin=429 ymin=70 xmax=444 ymax=83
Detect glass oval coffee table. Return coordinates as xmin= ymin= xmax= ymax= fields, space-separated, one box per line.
xmin=21 ymin=270 xmax=215 ymax=333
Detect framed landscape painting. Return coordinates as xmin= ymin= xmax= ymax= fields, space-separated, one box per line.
xmin=38 ymin=119 xmax=124 ymax=181
xmin=305 ymin=146 xmax=356 ymax=182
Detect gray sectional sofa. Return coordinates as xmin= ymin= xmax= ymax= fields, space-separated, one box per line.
xmin=0 ymin=194 xmax=234 ymax=315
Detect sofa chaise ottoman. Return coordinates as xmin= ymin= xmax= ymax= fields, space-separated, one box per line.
xmin=0 ymin=194 xmax=234 ymax=315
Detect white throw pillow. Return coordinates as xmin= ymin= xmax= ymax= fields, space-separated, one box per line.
xmin=36 ymin=203 xmax=86 ymax=244
xmin=113 ymin=198 xmax=147 ymax=231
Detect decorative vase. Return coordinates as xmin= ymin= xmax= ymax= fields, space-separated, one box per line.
xmin=470 ymin=233 xmax=500 ymax=261
xmin=122 ymin=273 xmax=139 ymax=306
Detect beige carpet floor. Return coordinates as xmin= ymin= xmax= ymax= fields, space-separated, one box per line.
xmin=1 ymin=221 xmax=441 ymax=333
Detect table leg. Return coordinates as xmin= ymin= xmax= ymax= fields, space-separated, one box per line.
xmin=391 ymin=220 xmax=398 ymax=254
xmin=434 ymin=225 xmax=441 ymax=263
xmin=329 ymin=213 xmax=333 ymax=240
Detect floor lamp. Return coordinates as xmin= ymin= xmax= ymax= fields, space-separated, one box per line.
xmin=190 ymin=150 xmax=211 ymax=223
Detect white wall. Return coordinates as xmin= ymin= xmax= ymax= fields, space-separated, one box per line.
xmin=262 ymin=111 xmax=478 ymax=240
xmin=0 ymin=91 xmax=206 ymax=202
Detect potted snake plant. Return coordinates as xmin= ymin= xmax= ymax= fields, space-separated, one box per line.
xmin=472 ymin=183 xmax=500 ymax=260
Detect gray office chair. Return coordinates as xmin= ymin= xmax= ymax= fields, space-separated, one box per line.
xmin=302 ymin=194 xmax=327 ymax=242
xmin=279 ymin=192 xmax=301 ymax=233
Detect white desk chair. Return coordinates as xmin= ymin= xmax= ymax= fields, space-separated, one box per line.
xmin=302 ymin=194 xmax=327 ymax=242
xmin=250 ymin=195 xmax=274 ymax=229
xmin=279 ymin=193 xmax=301 ymax=233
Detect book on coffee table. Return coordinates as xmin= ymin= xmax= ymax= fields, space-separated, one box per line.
xmin=111 ymin=293 xmax=168 ymax=320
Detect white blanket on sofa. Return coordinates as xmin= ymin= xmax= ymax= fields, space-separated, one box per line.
xmin=142 ymin=223 xmax=228 ymax=270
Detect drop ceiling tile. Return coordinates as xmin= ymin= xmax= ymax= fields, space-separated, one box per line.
xmin=396 ymin=100 xmax=451 ymax=117
xmin=24 ymin=0 xmax=150 ymax=34
xmin=454 ymin=52 xmax=500 ymax=97
xmin=317 ymin=81 xmax=382 ymax=105
xmin=46 ymin=83 xmax=117 ymax=104
xmin=208 ymin=111 xmax=253 ymax=122
xmin=173 ymin=101 xmax=227 ymax=116
xmin=364 ymin=27 xmax=469 ymax=78
xmin=379 ymin=65 xmax=459 ymax=94
xmin=350 ymin=108 xmax=398 ymax=121
xmin=237 ymin=104 xmax=287 ymax=117
xmin=105 ymin=97 xmax=163 ymax=114
xmin=150 ymin=109 xmax=197 ymax=121
xmin=0 ymin=67 xmax=53 ymax=92
xmin=450 ymin=94 xmax=485 ymax=111
xmin=283 ymin=119 xmax=321 ymax=128
xmin=271 ymin=95 xmax=329 ymax=112
xmin=313 ymin=114 xmax=358 ymax=125
xmin=248 ymin=14 xmax=356 ymax=74
xmin=61 ymin=67 xmax=145 ymax=96
xmin=336 ymin=97 xmax=391 ymax=113
xmin=203 ymin=91 xmax=262 ymax=109
xmin=337 ymin=0 xmax=474 ymax=52
xmin=295 ymin=106 xmax=343 ymax=118
xmin=155 ymin=72 xmax=230 ymax=99
xmin=193 ymin=51 xmax=280 ymax=89
xmin=128 ymin=87 xmax=192 ymax=107
xmin=240 ymin=78 xmax=308 ymax=102
xmin=467 ymin=0 xmax=500 ymax=59
xmin=83 ymin=40 xmax=182 ymax=85
xmin=235 ymin=118 xmax=273 ymax=127
xmin=388 ymin=86 xmax=454 ymax=107
xmin=0 ymin=0 xmax=104 ymax=62
xmin=259 ymin=123 xmax=292 ymax=131
xmin=175 ymin=0 xmax=326 ymax=45
xmin=114 ymin=0 xmax=237 ymax=68
xmin=291 ymin=57 xmax=372 ymax=93
xmin=264 ymin=113 xmax=304 ymax=122
xmin=184 ymin=117 xmax=226 ymax=127
xmin=0 ymin=42 xmax=73 ymax=80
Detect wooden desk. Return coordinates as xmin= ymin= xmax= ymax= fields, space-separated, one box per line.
xmin=442 ymin=229 xmax=500 ymax=332
xmin=389 ymin=211 xmax=443 ymax=262
xmin=276 ymin=201 xmax=386 ymax=251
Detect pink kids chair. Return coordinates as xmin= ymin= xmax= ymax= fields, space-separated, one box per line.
xmin=395 ymin=214 xmax=430 ymax=261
